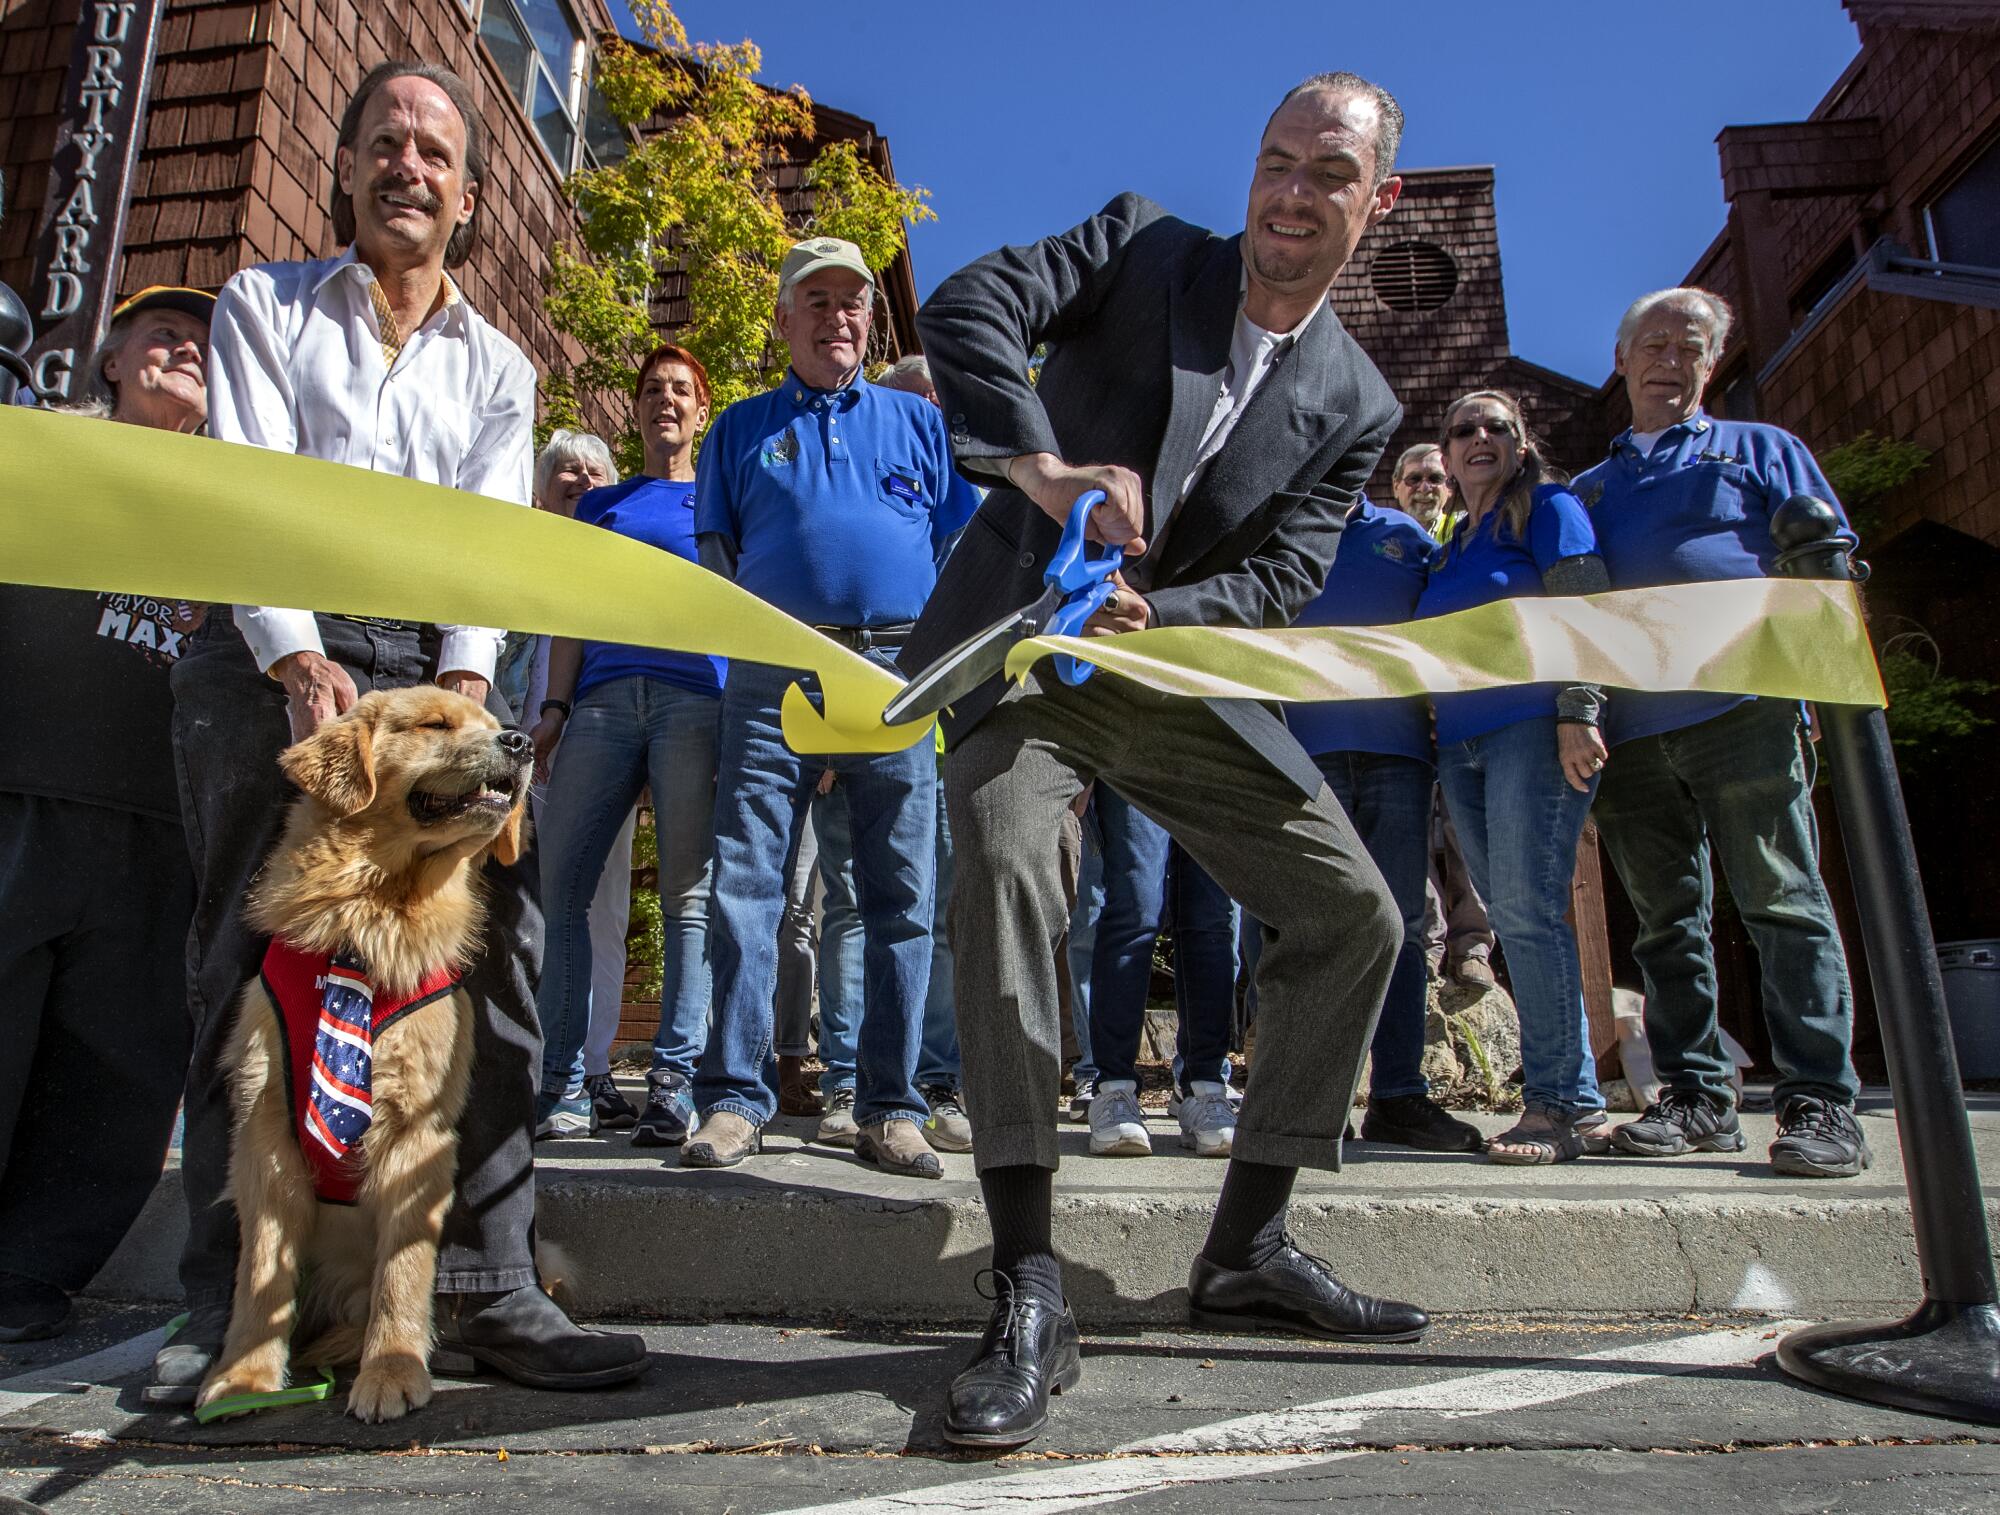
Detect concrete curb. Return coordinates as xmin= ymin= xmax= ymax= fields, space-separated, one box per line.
xmin=87 ymin=1167 xmax=2000 ymax=1325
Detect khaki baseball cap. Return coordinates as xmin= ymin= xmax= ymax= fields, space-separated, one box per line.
xmin=779 ymin=236 xmax=874 ymax=291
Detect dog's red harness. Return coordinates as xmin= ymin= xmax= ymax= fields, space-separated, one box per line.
xmin=260 ymin=940 xmax=461 ymax=1204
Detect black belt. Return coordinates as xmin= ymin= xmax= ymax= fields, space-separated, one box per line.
xmin=812 ymin=621 xmax=915 ymax=651
xmin=330 ymin=614 xmax=424 ymax=631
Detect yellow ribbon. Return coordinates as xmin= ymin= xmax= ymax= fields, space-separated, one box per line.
xmin=1003 ymin=577 xmax=1885 ymax=709
xmin=0 ymin=407 xmax=935 ymax=752
xmin=0 ymin=407 xmax=1885 ymax=762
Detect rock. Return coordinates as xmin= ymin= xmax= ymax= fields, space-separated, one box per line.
xmin=1440 ymin=981 xmax=1522 ymax=1101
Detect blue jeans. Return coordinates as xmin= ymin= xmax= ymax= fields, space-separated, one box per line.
xmin=536 ymin=675 xmax=717 ymax=1095
xmin=1167 ymin=844 xmax=1236 ymax=1089
xmin=696 ymin=656 xmax=936 ymax=1129
xmin=1315 ymin=751 xmax=1435 ymax=1100
xmin=1592 ymin=698 xmax=1858 ymax=1106
xmin=809 ymin=785 xmax=865 ymax=1095
xmin=919 ymin=779 xmax=962 ymax=1089
xmin=1080 ymin=786 xmax=1172 ymax=1087
xmin=1066 ymin=827 xmax=1104 ymax=1084
xmin=1437 ymin=717 xmax=1600 ymax=1113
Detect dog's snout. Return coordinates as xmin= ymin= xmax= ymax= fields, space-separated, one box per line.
xmin=498 ymin=729 xmax=533 ymax=758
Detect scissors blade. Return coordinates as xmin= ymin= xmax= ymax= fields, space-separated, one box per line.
xmin=882 ymin=587 xmax=1061 ymax=726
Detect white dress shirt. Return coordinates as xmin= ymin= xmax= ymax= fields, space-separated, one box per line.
xmin=1167 ymin=286 xmax=1327 ymax=529
xmin=206 ymin=246 xmax=537 ymax=680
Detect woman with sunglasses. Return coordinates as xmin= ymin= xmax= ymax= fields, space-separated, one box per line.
xmin=1416 ymin=391 xmax=1610 ymax=1163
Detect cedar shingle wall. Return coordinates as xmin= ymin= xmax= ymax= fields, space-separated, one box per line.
xmin=0 ymin=0 xmax=80 ymax=296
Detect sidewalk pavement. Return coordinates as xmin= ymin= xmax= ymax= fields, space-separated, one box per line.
xmin=88 ymin=1088 xmax=2000 ymax=1325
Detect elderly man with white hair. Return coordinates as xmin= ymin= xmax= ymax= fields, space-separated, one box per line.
xmin=1573 ymin=286 xmax=1867 ymax=1179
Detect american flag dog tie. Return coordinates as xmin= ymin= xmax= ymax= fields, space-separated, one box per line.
xmin=305 ymin=949 xmax=374 ymax=1167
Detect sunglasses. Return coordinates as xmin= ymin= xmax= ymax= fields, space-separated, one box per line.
xmin=1400 ymin=470 xmax=1448 ymax=486
xmin=1447 ymin=417 xmax=1518 ymax=443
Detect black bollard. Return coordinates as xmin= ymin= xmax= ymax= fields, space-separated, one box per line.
xmin=0 ymin=277 xmax=29 ymax=407
xmin=1769 ymin=493 xmax=2000 ymax=1423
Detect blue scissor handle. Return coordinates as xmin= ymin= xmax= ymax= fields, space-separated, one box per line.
xmin=1045 ymin=490 xmax=1127 ymax=686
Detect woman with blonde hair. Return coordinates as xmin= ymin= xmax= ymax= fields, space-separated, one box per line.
xmin=1416 ymin=390 xmax=1610 ymax=1163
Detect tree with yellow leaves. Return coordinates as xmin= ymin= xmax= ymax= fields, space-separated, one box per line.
xmin=542 ymin=0 xmax=933 ymax=459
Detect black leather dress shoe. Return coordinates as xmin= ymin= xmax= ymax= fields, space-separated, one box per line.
xmin=1188 ymin=1242 xmax=1429 ymax=1343
xmin=942 ymin=1276 xmax=1083 ymax=1448
xmin=433 ymin=1285 xmax=648 ymax=1390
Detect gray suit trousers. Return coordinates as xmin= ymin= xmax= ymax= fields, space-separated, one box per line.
xmin=945 ymin=673 xmax=1400 ymax=1174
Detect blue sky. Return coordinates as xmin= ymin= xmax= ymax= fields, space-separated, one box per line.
xmin=616 ymin=1 xmax=1860 ymax=386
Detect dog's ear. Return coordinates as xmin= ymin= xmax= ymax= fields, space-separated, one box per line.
xmin=280 ymin=713 xmax=377 ymax=815
xmin=488 ymin=797 xmax=527 ymax=869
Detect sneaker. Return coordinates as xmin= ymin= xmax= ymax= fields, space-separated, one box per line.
xmin=1360 ymin=1091 xmax=1485 ymax=1153
xmin=144 ymin=1300 xmax=232 ymax=1407
xmin=1066 ymin=1077 xmax=1096 ymax=1124
xmin=1087 ymin=1080 xmax=1151 ymax=1156
xmin=1609 ymin=1088 xmax=1745 ymax=1157
xmin=534 ymin=1089 xmax=598 ymax=1140
xmin=920 ymin=1083 xmax=973 ymax=1153
xmin=1170 ymin=1081 xmax=1236 ymax=1157
xmin=1770 ymin=1095 xmax=1872 ymax=1178
xmin=585 ymin=1072 xmax=639 ymax=1131
xmin=817 ymin=1085 xmax=860 ymax=1148
xmin=632 ymin=1070 xmax=697 ymax=1148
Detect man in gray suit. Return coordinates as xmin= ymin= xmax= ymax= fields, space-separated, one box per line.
xmin=905 ymin=72 xmax=1429 ymax=1448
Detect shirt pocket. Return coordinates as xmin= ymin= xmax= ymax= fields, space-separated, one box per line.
xmin=875 ymin=456 xmax=929 ymax=520
xmin=1664 ymin=461 xmax=1757 ymax=525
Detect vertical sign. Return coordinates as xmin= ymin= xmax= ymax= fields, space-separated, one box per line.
xmin=24 ymin=0 xmax=168 ymax=402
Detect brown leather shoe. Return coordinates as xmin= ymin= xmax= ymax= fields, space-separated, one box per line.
xmin=855 ymin=1117 xmax=943 ymax=1179
xmin=681 ymin=1110 xmax=761 ymax=1168
xmin=1451 ymin=955 xmax=1497 ymax=990
xmin=778 ymin=1055 xmax=821 ymax=1117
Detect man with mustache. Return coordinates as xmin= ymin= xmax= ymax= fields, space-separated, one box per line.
xmin=152 ymin=61 xmax=646 ymax=1404
xmin=904 ymin=72 xmax=1427 ymax=1448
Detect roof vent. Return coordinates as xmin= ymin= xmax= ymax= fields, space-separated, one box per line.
xmin=1370 ymin=240 xmax=1459 ymax=312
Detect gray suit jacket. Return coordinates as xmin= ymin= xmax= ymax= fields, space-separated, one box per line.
xmin=902 ymin=193 xmax=1401 ymax=796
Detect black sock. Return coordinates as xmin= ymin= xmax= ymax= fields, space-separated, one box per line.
xmin=978 ymin=1164 xmax=1064 ymax=1308
xmin=1201 ymin=1158 xmax=1297 ymax=1271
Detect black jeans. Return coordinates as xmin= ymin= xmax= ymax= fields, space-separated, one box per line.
xmin=0 ymin=793 xmax=193 ymax=1292
xmin=169 ymin=613 xmax=543 ymax=1309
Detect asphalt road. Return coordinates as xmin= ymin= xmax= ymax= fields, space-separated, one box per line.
xmin=2 ymin=1303 xmax=1996 ymax=1513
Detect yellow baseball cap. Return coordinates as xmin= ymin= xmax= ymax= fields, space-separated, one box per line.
xmin=111 ymin=285 xmax=217 ymax=323
xmin=778 ymin=237 xmax=874 ymax=292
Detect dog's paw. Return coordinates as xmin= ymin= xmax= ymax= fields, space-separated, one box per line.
xmin=347 ymin=1353 xmax=433 ymax=1423
xmin=197 ymin=1358 xmax=286 ymax=1414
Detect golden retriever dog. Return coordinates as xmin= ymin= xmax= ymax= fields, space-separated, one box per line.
xmin=196 ymin=685 xmax=531 ymax=1423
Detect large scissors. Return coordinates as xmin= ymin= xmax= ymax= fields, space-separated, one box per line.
xmin=882 ymin=490 xmax=1127 ymax=726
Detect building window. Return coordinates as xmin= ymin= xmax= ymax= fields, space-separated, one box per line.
xmin=581 ymin=73 xmax=630 ymax=168
xmin=1924 ymin=135 xmax=2000 ymax=267
xmin=1369 ymin=240 xmax=1459 ymax=312
xmin=480 ymin=0 xmax=584 ymax=171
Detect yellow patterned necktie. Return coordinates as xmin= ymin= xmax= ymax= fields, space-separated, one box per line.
xmin=367 ymin=279 xmax=403 ymax=370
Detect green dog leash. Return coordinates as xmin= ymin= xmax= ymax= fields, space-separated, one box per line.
xmin=161 ymin=1311 xmax=338 ymax=1423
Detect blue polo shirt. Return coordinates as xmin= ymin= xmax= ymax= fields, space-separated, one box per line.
xmin=1573 ymin=411 xmax=1848 ymax=745
xmin=572 ymin=477 xmax=725 ymax=700
xmin=694 ymin=371 xmax=974 ymax=626
xmin=1285 ymin=501 xmax=1437 ymax=762
xmin=1417 ymin=483 xmax=1598 ymax=745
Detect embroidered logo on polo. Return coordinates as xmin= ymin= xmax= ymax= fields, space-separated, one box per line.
xmin=761 ymin=429 xmax=799 ymax=467
xmin=1579 ymin=483 xmax=1605 ymax=508
xmin=1374 ymin=538 xmax=1408 ymax=562
xmin=306 ymin=949 xmax=376 ymax=1169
